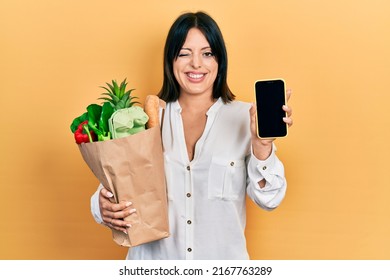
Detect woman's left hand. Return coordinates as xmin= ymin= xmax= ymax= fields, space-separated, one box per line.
xmin=249 ymin=89 xmax=293 ymax=160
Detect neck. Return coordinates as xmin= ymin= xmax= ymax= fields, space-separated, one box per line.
xmin=178 ymin=93 xmax=216 ymax=112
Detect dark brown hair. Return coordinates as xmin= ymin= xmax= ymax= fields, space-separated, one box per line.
xmin=158 ymin=11 xmax=235 ymax=103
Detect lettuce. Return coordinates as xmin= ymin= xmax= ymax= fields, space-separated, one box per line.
xmin=109 ymin=106 xmax=149 ymax=139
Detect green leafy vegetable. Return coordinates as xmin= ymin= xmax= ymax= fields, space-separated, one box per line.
xmin=70 ymin=112 xmax=88 ymax=133
xmin=70 ymin=78 xmax=146 ymax=143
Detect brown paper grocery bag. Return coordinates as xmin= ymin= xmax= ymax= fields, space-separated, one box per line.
xmin=78 ymin=125 xmax=169 ymax=247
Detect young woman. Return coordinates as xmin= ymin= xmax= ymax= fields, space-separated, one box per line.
xmin=91 ymin=11 xmax=293 ymax=260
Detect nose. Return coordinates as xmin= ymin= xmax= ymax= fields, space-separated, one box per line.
xmin=191 ymin=54 xmax=202 ymax=69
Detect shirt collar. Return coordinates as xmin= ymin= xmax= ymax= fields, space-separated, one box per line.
xmin=206 ymin=97 xmax=223 ymax=116
xmin=172 ymin=99 xmax=182 ymax=113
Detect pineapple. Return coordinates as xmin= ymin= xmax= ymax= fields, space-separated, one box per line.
xmin=99 ymin=78 xmax=139 ymax=110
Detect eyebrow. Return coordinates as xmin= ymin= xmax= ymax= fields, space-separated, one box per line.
xmin=181 ymin=46 xmax=212 ymax=51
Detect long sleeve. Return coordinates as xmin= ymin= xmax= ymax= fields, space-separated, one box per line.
xmin=246 ymin=144 xmax=287 ymax=210
xmin=90 ymin=184 xmax=104 ymax=224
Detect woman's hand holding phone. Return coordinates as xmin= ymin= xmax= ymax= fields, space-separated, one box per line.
xmin=249 ymin=87 xmax=293 ymax=160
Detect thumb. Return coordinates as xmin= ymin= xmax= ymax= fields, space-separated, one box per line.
xmin=101 ymin=187 xmax=114 ymax=198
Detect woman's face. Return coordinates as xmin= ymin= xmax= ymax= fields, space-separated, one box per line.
xmin=173 ymin=28 xmax=218 ymax=99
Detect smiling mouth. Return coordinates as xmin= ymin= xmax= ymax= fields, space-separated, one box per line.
xmin=187 ymin=73 xmax=206 ymax=79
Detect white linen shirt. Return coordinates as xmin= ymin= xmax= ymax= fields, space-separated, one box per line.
xmin=90 ymin=98 xmax=287 ymax=260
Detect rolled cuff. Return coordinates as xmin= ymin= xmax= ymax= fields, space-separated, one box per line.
xmin=248 ymin=143 xmax=281 ymax=188
xmin=247 ymin=143 xmax=287 ymax=209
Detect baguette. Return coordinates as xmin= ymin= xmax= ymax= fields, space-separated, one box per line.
xmin=144 ymin=95 xmax=160 ymax=128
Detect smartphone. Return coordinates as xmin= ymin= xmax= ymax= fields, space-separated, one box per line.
xmin=254 ymin=79 xmax=288 ymax=139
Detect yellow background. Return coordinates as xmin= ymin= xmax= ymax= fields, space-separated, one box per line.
xmin=1 ymin=0 xmax=389 ymax=259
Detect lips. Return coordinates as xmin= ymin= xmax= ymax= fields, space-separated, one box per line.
xmin=186 ymin=72 xmax=206 ymax=82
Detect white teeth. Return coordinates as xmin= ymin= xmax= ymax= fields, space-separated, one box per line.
xmin=187 ymin=73 xmax=204 ymax=79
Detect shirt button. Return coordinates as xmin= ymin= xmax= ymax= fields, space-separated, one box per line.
xmin=187 ymin=248 xmax=192 ymax=252
xmin=186 ymin=166 xmax=190 ymax=171
xmin=230 ymin=161 xmax=234 ymax=166
xmin=187 ymin=220 xmax=192 ymax=225
xmin=186 ymin=193 xmax=191 ymax=198
xmin=262 ymin=166 xmax=267 ymax=170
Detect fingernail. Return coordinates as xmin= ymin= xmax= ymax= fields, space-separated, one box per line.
xmin=123 ymin=230 xmax=128 ymax=235
xmin=107 ymin=191 xmax=114 ymax=198
xmin=126 ymin=224 xmax=132 ymax=228
xmin=129 ymin=209 xmax=137 ymax=214
xmin=125 ymin=201 xmax=133 ymax=207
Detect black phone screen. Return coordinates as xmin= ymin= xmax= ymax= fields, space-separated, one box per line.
xmin=255 ymin=79 xmax=287 ymax=138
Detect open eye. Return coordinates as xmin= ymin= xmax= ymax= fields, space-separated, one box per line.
xmin=203 ymin=51 xmax=214 ymax=57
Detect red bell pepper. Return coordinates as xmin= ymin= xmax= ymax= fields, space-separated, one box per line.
xmin=74 ymin=121 xmax=96 ymax=144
